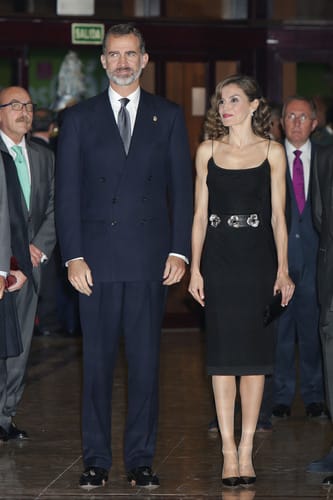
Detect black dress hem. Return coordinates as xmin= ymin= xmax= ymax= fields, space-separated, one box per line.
xmin=207 ymin=364 xmax=273 ymax=376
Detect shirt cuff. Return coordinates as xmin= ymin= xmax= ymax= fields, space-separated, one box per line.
xmin=169 ymin=253 xmax=189 ymax=265
xmin=0 ymin=271 xmax=7 ymax=278
xmin=65 ymin=257 xmax=84 ymax=267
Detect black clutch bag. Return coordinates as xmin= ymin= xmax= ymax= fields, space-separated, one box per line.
xmin=263 ymin=292 xmax=287 ymax=326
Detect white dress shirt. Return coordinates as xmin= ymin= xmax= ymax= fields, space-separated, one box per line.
xmin=285 ymin=138 xmax=311 ymax=199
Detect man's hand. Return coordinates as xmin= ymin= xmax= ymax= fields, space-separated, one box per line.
xmin=7 ymin=270 xmax=27 ymax=292
xmin=163 ymin=255 xmax=186 ymax=286
xmin=29 ymin=244 xmax=43 ymax=267
xmin=68 ymin=259 xmax=93 ymax=296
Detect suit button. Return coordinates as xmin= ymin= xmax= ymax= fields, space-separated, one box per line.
xmin=111 ymin=220 xmax=117 ymax=226
xmin=295 ymin=233 xmax=300 ymax=238
xmin=112 ymin=197 xmax=117 ymax=204
xmin=99 ymin=177 xmax=106 ymax=183
xmin=142 ymin=197 xmax=147 ymax=202
xmin=147 ymin=175 xmax=152 ymax=181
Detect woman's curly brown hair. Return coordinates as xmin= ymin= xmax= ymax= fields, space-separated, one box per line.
xmin=204 ymin=74 xmax=271 ymax=140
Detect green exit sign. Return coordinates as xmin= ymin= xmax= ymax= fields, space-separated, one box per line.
xmin=71 ymin=23 xmax=105 ymax=45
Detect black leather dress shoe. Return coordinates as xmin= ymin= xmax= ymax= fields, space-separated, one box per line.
xmin=306 ymin=402 xmax=328 ymax=418
xmin=79 ymin=467 xmax=108 ymax=489
xmin=222 ymin=476 xmax=240 ymax=487
xmin=272 ymin=404 xmax=291 ymax=418
xmin=322 ymin=475 xmax=333 ymax=485
xmin=7 ymin=423 xmax=28 ymax=440
xmin=240 ymin=475 xmax=256 ymax=486
xmin=307 ymin=449 xmax=333 ymax=472
xmin=0 ymin=426 xmax=8 ymax=442
xmin=127 ymin=466 xmax=160 ymax=488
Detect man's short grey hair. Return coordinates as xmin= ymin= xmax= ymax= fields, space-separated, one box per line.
xmin=282 ymin=96 xmax=317 ymax=119
xmin=102 ymin=23 xmax=146 ymax=55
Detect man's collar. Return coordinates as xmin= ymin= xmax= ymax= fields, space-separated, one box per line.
xmin=0 ymin=130 xmax=26 ymax=151
xmin=108 ymin=85 xmax=140 ymax=103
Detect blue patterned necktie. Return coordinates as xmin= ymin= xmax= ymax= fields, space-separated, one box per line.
xmin=11 ymin=145 xmax=30 ymax=209
xmin=118 ymin=98 xmax=131 ymax=154
xmin=293 ymin=150 xmax=305 ymax=214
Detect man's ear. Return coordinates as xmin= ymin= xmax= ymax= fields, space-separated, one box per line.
xmin=142 ymin=53 xmax=149 ymax=69
xmin=280 ymin=117 xmax=285 ymax=132
xmin=100 ymin=54 xmax=106 ymax=69
xmin=311 ymin=119 xmax=318 ymax=133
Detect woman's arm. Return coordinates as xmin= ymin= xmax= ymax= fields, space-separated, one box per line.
xmin=188 ymin=141 xmax=210 ymax=307
xmin=269 ymin=141 xmax=295 ymax=306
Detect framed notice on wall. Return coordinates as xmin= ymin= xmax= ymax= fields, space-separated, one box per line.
xmin=57 ymin=0 xmax=94 ymax=16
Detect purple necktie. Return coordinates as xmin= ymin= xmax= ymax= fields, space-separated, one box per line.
xmin=292 ymin=150 xmax=305 ymax=214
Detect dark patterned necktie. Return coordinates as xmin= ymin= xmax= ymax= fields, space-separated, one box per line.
xmin=118 ymin=98 xmax=131 ymax=154
xmin=292 ymin=150 xmax=305 ymax=213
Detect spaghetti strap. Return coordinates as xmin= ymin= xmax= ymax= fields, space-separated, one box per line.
xmin=266 ymin=138 xmax=271 ymax=158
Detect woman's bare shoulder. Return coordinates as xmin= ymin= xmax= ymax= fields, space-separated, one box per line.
xmin=269 ymin=139 xmax=285 ymax=157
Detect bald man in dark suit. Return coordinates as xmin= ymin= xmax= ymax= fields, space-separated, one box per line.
xmin=0 ymin=86 xmax=56 ymax=441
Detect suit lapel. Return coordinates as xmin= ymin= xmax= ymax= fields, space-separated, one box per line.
xmin=0 ymin=137 xmax=28 ymax=217
xmin=26 ymin=139 xmax=41 ymax=215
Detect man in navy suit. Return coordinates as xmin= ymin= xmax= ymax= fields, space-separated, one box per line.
xmin=56 ymin=23 xmax=193 ymax=490
xmin=272 ymin=96 xmax=326 ymax=419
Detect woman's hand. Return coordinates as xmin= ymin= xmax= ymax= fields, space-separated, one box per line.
xmin=188 ymin=271 xmax=205 ymax=307
xmin=274 ymin=271 xmax=295 ymax=306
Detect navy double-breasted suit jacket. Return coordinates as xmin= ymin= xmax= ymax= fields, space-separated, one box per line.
xmin=56 ymin=88 xmax=193 ymax=282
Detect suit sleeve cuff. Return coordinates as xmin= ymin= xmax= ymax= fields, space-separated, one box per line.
xmin=169 ymin=253 xmax=189 ymax=265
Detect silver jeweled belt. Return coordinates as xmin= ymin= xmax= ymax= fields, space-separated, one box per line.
xmin=209 ymin=213 xmax=260 ymax=229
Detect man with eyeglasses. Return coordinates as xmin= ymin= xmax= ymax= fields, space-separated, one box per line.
xmin=272 ymin=96 xmax=327 ymax=422
xmin=0 ymin=86 xmax=56 ymax=441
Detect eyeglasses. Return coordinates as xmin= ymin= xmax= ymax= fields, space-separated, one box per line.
xmin=285 ymin=112 xmax=311 ymax=123
xmin=0 ymin=101 xmax=35 ymax=112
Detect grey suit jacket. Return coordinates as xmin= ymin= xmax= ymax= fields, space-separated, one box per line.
xmin=0 ymin=159 xmax=10 ymax=274
xmin=0 ymin=136 xmax=56 ymax=287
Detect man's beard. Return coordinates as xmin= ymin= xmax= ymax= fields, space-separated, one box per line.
xmin=107 ymin=66 xmax=143 ymax=86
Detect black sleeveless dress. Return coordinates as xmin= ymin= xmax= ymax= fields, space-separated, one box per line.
xmin=202 ymin=156 xmax=277 ymax=375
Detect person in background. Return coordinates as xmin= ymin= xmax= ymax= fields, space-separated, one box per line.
xmin=0 ymin=160 xmax=11 ymax=301
xmin=30 ymin=108 xmax=62 ymax=336
xmin=307 ymin=144 xmax=333 ymax=481
xmin=30 ymin=107 xmax=56 ymax=150
xmin=56 ymin=23 xmax=193 ymax=490
xmin=0 ymin=86 xmax=56 ymax=441
xmin=268 ymin=102 xmax=284 ymax=142
xmin=189 ymin=74 xmax=294 ymax=487
xmin=312 ymin=101 xmax=333 ymax=146
xmin=272 ymin=96 xmax=326 ymax=420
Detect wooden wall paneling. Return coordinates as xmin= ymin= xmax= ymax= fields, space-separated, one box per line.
xmin=282 ymin=62 xmax=297 ymax=100
xmin=165 ymin=0 xmax=223 ymax=18
xmin=272 ymin=0 xmax=297 ymax=20
xmin=215 ymin=60 xmax=238 ymax=86
xmin=141 ymin=61 xmax=155 ymax=94
xmin=166 ymin=61 xmax=207 ymax=157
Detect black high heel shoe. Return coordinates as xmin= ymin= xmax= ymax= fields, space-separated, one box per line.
xmin=222 ymin=476 xmax=240 ymax=487
xmin=239 ymin=475 xmax=256 ymax=486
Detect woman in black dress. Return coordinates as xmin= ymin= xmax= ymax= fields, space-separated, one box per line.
xmin=189 ymin=75 xmax=294 ymax=487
